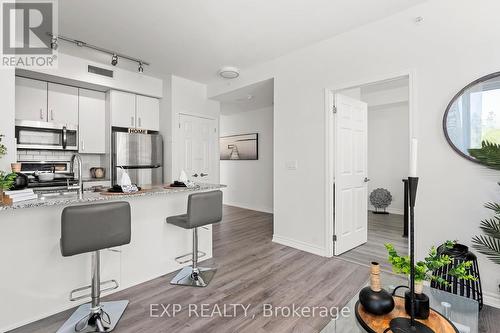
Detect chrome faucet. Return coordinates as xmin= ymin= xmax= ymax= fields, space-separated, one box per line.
xmin=69 ymin=153 xmax=84 ymax=199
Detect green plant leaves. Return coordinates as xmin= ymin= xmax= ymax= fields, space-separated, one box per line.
xmin=469 ymin=141 xmax=500 ymax=170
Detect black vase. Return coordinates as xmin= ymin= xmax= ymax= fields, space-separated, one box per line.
xmin=10 ymin=173 xmax=28 ymax=190
xmin=404 ymin=290 xmax=430 ymax=319
xmin=359 ymin=262 xmax=395 ymax=315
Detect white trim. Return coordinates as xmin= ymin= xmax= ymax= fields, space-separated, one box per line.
xmin=272 ymin=234 xmax=326 ymax=257
xmin=224 ymin=202 xmax=273 ymax=214
xmin=484 ymin=291 xmax=500 ymax=309
xmin=324 ymin=69 xmax=416 ymax=258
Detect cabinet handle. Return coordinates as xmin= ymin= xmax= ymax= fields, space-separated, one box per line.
xmin=138 ymin=117 xmax=142 ymax=127
xmin=50 ymin=110 xmax=54 ymax=121
xmin=40 ymin=109 xmax=44 ymax=120
xmin=81 ymin=140 xmax=85 ymax=151
xmin=131 ymin=116 xmax=134 ymax=127
xmin=200 ymin=173 xmax=208 ymax=177
xmin=192 ymin=173 xmax=199 ymax=177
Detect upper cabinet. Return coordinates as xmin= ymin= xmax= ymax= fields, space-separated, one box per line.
xmin=110 ymin=90 xmax=137 ymax=128
xmin=110 ymin=90 xmax=160 ymax=131
xmin=79 ymin=89 xmax=106 ymax=154
xmin=15 ymin=77 xmax=48 ymax=122
xmin=47 ymin=83 xmax=78 ymax=126
xmin=136 ymin=95 xmax=160 ymax=131
xmin=15 ymin=77 xmax=78 ymax=126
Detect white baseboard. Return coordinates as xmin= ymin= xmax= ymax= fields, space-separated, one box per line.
xmin=224 ymin=201 xmax=273 ymax=214
xmin=484 ymin=291 xmax=500 ymax=309
xmin=272 ymin=234 xmax=326 ymax=256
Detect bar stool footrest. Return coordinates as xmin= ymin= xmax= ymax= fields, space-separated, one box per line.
xmin=70 ymin=279 xmax=119 ymax=302
xmin=174 ymin=251 xmax=206 ymax=264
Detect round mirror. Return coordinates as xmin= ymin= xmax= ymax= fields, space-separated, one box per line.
xmin=444 ymin=72 xmax=500 ymax=162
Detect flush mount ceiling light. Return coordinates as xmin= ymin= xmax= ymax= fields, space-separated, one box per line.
xmin=218 ymin=66 xmax=240 ymax=79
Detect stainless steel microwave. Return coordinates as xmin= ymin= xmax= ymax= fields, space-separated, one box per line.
xmin=15 ymin=120 xmax=78 ymax=151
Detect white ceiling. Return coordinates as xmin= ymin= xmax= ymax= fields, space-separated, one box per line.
xmin=213 ymin=79 xmax=274 ymax=115
xmin=58 ymin=0 xmax=425 ymax=83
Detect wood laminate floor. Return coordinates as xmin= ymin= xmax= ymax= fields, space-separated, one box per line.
xmin=9 ymin=206 xmax=500 ymax=333
xmin=340 ymin=212 xmax=407 ymax=273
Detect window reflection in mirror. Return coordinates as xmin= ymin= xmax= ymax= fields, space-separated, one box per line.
xmin=444 ymin=73 xmax=500 ymax=161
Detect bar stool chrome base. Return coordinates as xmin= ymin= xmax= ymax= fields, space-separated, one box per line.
xmin=170 ymin=266 xmax=217 ymax=287
xmin=57 ymin=300 xmax=129 ymax=333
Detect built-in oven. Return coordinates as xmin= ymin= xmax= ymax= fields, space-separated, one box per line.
xmin=15 ymin=120 xmax=78 ymax=151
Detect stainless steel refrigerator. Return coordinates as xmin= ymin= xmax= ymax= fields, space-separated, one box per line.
xmin=112 ymin=132 xmax=163 ymax=186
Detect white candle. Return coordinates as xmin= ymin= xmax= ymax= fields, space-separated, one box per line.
xmin=409 ymin=138 xmax=418 ymax=177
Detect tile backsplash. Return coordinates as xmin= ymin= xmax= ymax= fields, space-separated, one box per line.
xmin=17 ymin=150 xmax=108 ymax=179
xmin=17 ymin=149 xmax=74 ymax=162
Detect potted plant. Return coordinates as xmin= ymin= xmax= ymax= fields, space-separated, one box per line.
xmin=385 ymin=241 xmax=475 ymax=319
xmin=0 ymin=171 xmax=16 ymax=203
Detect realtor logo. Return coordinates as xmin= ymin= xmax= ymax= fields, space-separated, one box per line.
xmin=1 ymin=0 xmax=58 ymax=68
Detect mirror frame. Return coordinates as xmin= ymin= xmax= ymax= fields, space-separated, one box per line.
xmin=443 ymin=71 xmax=500 ymax=163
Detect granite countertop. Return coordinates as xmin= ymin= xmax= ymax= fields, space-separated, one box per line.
xmin=0 ymin=183 xmax=226 ymax=211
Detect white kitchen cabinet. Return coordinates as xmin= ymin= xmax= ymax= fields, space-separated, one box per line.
xmin=136 ymin=95 xmax=160 ymax=131
xmin=47 ymin=83 xmax=78 ymax=125
xmin=110 ymin=90 xmax=160 ymax=131
xmin=15 ymin=77 xmax=48 ymax=122
xmin=79 ymin=89 xmax=106 ymax=154
xmin=110 ymin=90 xmax=137 ymax=128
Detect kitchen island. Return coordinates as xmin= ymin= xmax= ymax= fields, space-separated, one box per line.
xmin=0 ymin=183 xmax=225 ymax=332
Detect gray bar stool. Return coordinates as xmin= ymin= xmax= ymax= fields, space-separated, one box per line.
xmin=57 ymin=202 xmax=131 ymax=333
xmin=167 ymin=190 xmax=223 ymax=287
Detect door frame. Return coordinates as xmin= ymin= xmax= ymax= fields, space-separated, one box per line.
xmin=324 ymin=69 xmax=416 ymax=257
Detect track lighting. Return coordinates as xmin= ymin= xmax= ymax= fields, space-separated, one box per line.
xmin=50 ymin=36 xmax=58 ymax=50
xmin=47 ymin=33 xmax=150 ymax=70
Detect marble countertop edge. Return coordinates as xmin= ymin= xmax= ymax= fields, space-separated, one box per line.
xmin=0 ymin=183 xmax=226 ymax=211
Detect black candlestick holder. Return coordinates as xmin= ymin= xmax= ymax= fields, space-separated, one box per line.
xmin=389 ymin=177 xmax=434 ymax=333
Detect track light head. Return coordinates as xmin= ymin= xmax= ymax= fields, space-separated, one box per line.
xmin=50 ymin=37 xmax=58 ymax=50
xmin=111 ymin=53 xmax=118 ymax=66
xmin=138 ymin=62 xmax=144 ymax=73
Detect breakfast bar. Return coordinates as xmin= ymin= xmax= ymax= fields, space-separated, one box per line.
xmin=0 ymin=184 xmax=225 ymax=332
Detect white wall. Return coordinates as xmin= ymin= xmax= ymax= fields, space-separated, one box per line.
xmin=220 ymin=106 xmax=274 ymax=213
xmin=366 ymin=103 xmax=408 ymax=214
xmin=160 ymin=75 xmax=220 ymax=183
xmin=208 ymin=0 xmax=500 ymax=306
xmin=0 ymin=69 xmax=16 ymax=171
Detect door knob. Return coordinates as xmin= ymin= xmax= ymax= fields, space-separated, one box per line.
xmin=192 ymin=173 xmax=199 ymax=177
xmin=364 ymin=177 xmax=371 ymax=182
xmin=200 ymin=173 xmax=208 ymax=177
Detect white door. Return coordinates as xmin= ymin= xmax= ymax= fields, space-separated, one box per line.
xmin=79 ymin=89 xmax=106 ymax=154
xmin=110 ymin=90 xmax=137 ymax=128
xmin=334 ymin=94 xmax=368 ymax=255
xmin=178 ymin=114 xmax=217 ymax=183
xmin=15 ymin=77 xmax=48 ymax=122
xmin=136 ymin=95 xmax=160 ymax=131
xmin=47 ymin=83 xmax=78 ymax=125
